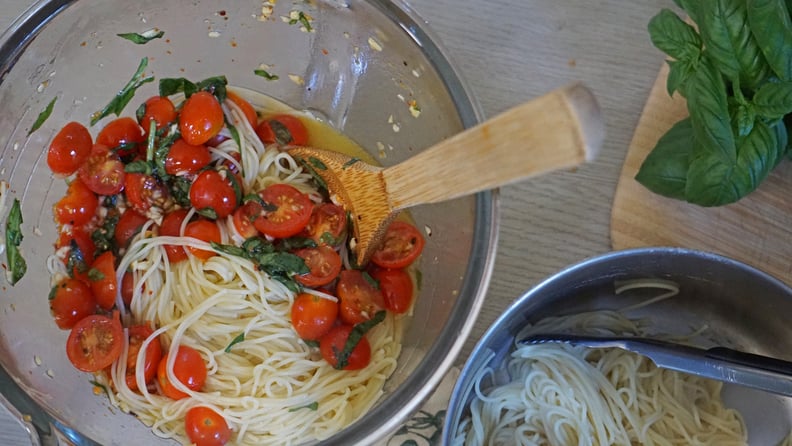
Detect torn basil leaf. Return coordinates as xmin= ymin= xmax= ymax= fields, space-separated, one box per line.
xmin=254 ymin=69 xmax=279 ymax=81
xmin=117 ymin=29 xmax=165 ymax=45
xmin=5 ymin=199 xmax=26 ymax=285
xmin=91 ymin=57 xmax=154 ymax=126
xmin=225 ymin=333 xmax=245 ymax=352
xmin=335 ymin=311 xmax=386 ymax=370
xmin=28 ymin=97 xmax=57 ymax=136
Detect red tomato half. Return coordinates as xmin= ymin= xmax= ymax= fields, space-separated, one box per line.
xmin=189 ymin=170 xmax=238 ymax=219
xmin=185 ymin=406 xmax=232 ymax=446
xmin=254 ymin=184 xmax=312 ymax=239
xmin=125 ymin=325 xmax=162 ymax=391
xmin=179 ymin=91 xmax=224 ymax=146
xmin=184 ymin=220 xmax=221 ymax=261
xmin=157 ymin=345 xmax=207 ymax=400
xmin=303 ymin=203 xmax=347 ymax=246
xmin=66 ymin=312 xmax=124 ymax=372
xmin=159 ymin=209 xmax=190 ymax=263
xmin=47 ymin=122 xmax=93 ymax=176
xmin=370 ymin=221 xmax=425 ymax=269
xmin=78 ymin=148 xmax=126 ymax=196
xmin=114 ymin=209 xmax=148 ymax=249
xmin=89 ymin=251 xmax=118 ymax=310
xmin=231 ymin=201 xmax=263 ymax=239
xmin=50 ymin=278 xmax=96 ymax=330
xmin=140 ymin=96 xmax=177 ymax=136
xmin=255 ymin=114 xmax=309 ymax=146
xmin=291 ymin=293 xmax=338 ymax=341
xmin=53 ymin=178 xmax=98 ymax=228
xmin=369 ymin=267 xmax=414 ymax=314
xmin=164 ymin=139 xmax=211 ymax=176
xmin=294 ymin=245 xmax=342 ymax=288
xmin=336 ymin=269 xmax=385 ymax=325
xmin=319 ymin=325 xmax=371 ymax=370
xmin=125 ymin=173 xmax=167 ymax=214
xmin=96 ymin=117 xmax=145 ymax=156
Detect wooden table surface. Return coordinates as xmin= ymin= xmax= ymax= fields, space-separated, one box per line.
xmin=0 ymin=0 xmax=675 ymax=443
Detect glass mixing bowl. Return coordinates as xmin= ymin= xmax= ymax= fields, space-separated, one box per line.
xmin=0 ymin=1 xmax=498 ymax=444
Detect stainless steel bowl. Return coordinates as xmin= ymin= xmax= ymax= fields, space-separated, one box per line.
xmin=444 ymin=247 xmax=792 ymax=445
xmin=0 ymin=1 xmax=497 ymax=444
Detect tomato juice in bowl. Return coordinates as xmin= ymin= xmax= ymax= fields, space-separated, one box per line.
xmin=0 ymin=1 xmax=496 ymax=445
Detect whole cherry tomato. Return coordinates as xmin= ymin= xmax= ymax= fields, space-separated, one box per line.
xmin=53 ymin=178 xmax=98 ymax=228
xmin=179 ymin=91 xmax=224 ymax=146
xmin=47 ymin=122 xmax=93 ymax=176
xmin=157 ymin=345 xmax=207 ymax=400
xmin=291 ymin=293 xmax=338 ymax=341
xmin=50 ymin=278 xmax=96 ymax=330
xmin=184 ymin=406 xmax=232 ymax=446
xmin=319 ymin=325 xmax=371 ymax=370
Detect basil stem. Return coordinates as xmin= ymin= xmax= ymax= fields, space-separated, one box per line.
xmin=5 ymin=199 xmax=26 ymax=285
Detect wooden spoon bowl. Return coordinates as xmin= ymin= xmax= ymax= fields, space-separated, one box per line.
xmin=289 ymin=82 xmax=605 ymax=264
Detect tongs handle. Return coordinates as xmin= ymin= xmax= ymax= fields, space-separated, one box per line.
xmin=706 ymin=347 xmax=792 ymax=376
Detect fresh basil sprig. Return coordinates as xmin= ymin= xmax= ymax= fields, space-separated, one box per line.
xmin=5 ymin=199 xmax=26 ymax=285
xmin=91 ymin=57 xmax=154 ymax=126
xmin=28 ymin=97 xmax=57 ymax=136
xmin=638 ymin=1 xmax=792 ymax=206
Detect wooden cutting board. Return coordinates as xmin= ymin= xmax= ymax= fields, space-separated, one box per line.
xmin=610 ymin=62 xmax=792 ymax=287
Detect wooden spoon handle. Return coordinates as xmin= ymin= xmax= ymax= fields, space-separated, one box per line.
xmin=382 ymin=82 xmax=604 ymax=210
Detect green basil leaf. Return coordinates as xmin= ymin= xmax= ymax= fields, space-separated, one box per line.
xmin=666 ymin=59 xmax=697 ymax=97
xmin=28 ymin=97 xmax=57 ymax=136
xmin=771 ymin=119 xmax=789 ymax=166
xmin=254 ymin=69 xmax=279 ymax=81
xmin=734 ymin=103 xmax=756 ymax=137
xmin=685 ymin=119 xmax=778 ymax=205
xmin=334 ymin=311 xmax=386 ymax=370
xmin=289 ymin=402 xmax=318 ymax=412
xmin=687 ymin=57 xmax=736 ymax=161
xmin=197 ymin=207 xmax=219 ymax=220
xmin=5 ymin=199 xmax=26 ymax=285
xmin=747 ymin=0 xmax=792 ymax=81
xmin=125 ymin=160 xmax=153 ymax=174
xmin=196 ymin=76 xmax=228 ymax=103
xmin=270 ymin=119 xmax=293 ymax=146
xmin=648 ymin=9 xmax=703 ymax=63
xmin=91 ymin=210 xmax=119 ymax=256
xmin=117 ymin=30 xmax=165 ymax=45
xmin=159 ymin=77 xmax=198 ymax=98
xmin=169 ymin=176 xmax=192 ymax=208
xmin=752 ymin=81 xmax=792 ymax=119
xmin=675 ymin=0 xmax=703 ymax=24
xmin=635 ymin=118 xmax=694 ymax=200
xmin=91 ymin=58 xmax=154 ymax=125
xmin=225 ymin=333 xmax=245 ymax=352
xmin=211 ymin=241 xmax=248 ymax=258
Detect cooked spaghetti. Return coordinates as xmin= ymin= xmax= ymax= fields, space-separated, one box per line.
xmin=45 ymin=75 xmax=420 ymax=445
xmin=453 ymin=286 xmax=750 ymax=446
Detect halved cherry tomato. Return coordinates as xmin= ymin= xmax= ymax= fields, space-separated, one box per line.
xmin=89 ymin=251 xmax=117 ymax=310
xmin=125 ymin=173 xmax=167 ymax=214
xmin=50 ymin=278 xmax=96 ymax=330
xmin=254 ymin=184 xmax=313 ymax=239
xmin=115 ymin=209 xmax=148 ymax=248
xmin=121 ymin=271 xmax=135 ymax=307
xmin=255 ymin=114 xmax=308 ymax=146
xmin=319 ymin=325 xmax=371 ymax=370
xmin=189 ymin=170 xmax=238 ymax=219
xmin=179 ymin=91 xmax=224 ymax=146
xmin=184 ymin=220 xmax=221 ymax=261
xmin=157 ymin=345 xmax=207 ymax=400
xmin=294 ymin=245 xmax=342 ymax=288
xmin=78 ymin=147 xmax=126 ymax=196
xmin=227 ymin=90 xmax=257 ymax=129
xmin=369 ymin=267 xmax=414 ymax=314
xmin=53 ymin=178 xmax=98 ymax=228
xmin=96 ymin=117 xmax=145 ymax=157
xmin=66 ymin=312 xmax=123 ymax=372
xmin=57 ymin=229 xmax=96 ymax=282
xmin=139 ymin=96 xmax=177 ymax=136
xmin=336 ymin=269 xmax=385 ymax=325
xmin=47 ymin=121 xmax=93 ymax=176
xmin=231 ymin=201 xmax=263 ymax=239
xmin=185 ymin=406 xmax=232 ymax=446
xmin=165 ymin=139 xmax=212 ymax=176
xmin=303 ymin=203 xmax=347 ymax=246
xmin=125 ymin=325 xmax=162 ymax=391
xmin=370 ymin=221 xmax=425 ymax=269
xmin=159 ymin=209 xmax=190 ymax=263
xmin=291 ymin=292 xmax=338 ymax=340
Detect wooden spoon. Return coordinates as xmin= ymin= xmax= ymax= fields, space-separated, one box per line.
xmin=288 ymin=82 xmax=604 ymax=265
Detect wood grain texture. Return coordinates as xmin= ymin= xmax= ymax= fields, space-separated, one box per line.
xmin=611 ymin=62 xmax=792 ymax=285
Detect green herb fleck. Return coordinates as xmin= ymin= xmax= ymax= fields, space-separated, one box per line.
xmin=124 ymin=160 xmax=153 ymax=175
xmin=28 ymin=97 xmax=57 ymax=136
xmin=87 ymin=268 xmax=105 ymax=282
xmin=117 ymin=29 xmax=165 ymax=45
xmin=89 ymin=379 xmax=110 ymax=398
xmin=48 ymin=284 xmax=58 ymax=300
xmin=308 ymin=157 xmax=327 ymax=170
xmin=225 ymin=333 xmax=245 ymax=352
xmin=254 ymin=69 xmax=279 ymax=81
xmin=342 ymin=157 xmax=360 ymax=169
xmin=334 ymin=311 xmax=386 ymax=370
xmin=91 ymin=58 xmax=154 ymax=126
xmin=5 ymin=199 xmax=26 ymax=285
xmin=197 ymin=207 xmax=219 ymax=220
xmin=289 ymin=402 xmax=318 ymax=412
xmin=362 ymin=271 xmax=379 ymax=290
xmin=289 ymin=11 xmax=313 ymax=32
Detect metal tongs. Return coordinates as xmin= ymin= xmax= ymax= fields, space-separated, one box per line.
xmin=520 ymin=333 xmax=792 ymax=398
